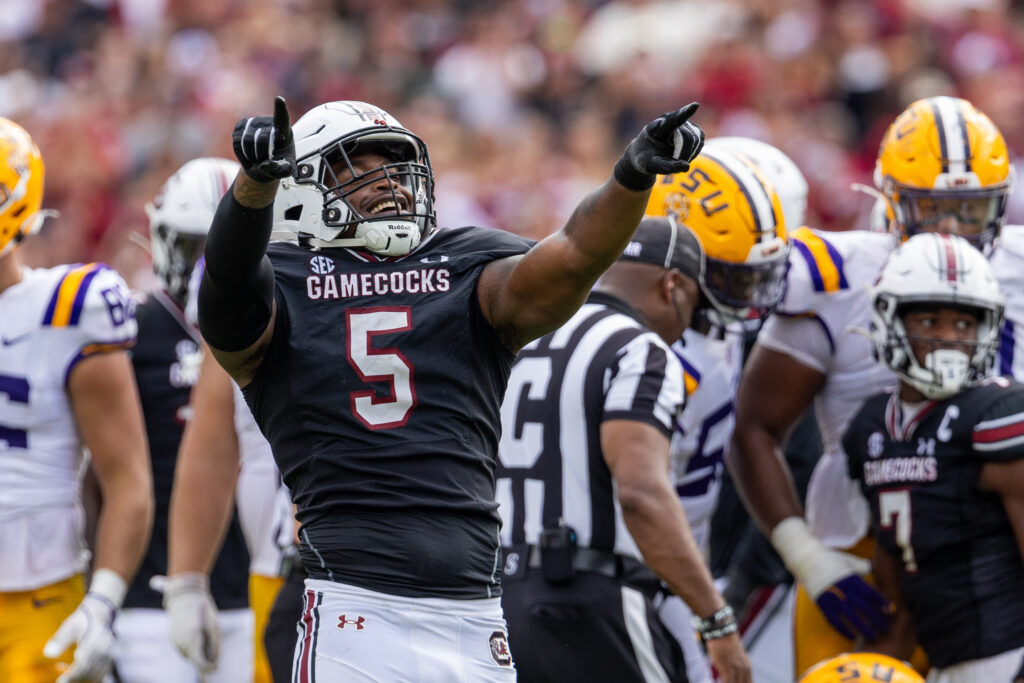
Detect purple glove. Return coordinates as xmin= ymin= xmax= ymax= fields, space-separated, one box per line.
xmin=815 ymin=573 xmax=892 ymax=641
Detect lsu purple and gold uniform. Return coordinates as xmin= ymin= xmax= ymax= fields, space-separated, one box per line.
xmin=241 ymin=226 xmax=532 ymax=680
xmin=756 ymin=227 xmax=896 ymax=672
xmin=844 ymin=380 xmax=1024 ymax=678
xmin=0 ymin=263 xmax=135 ymax=682
xmin=657 ymin=323 xmax=745 ymax=682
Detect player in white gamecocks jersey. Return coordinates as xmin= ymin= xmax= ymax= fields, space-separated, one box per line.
xmin=0 ymin=118 xmax=153 ymax=682
xmin=644 ymin=143 xmax=790 ymax=683
xmin=729 ymin=95 xmax=1022 ymax=678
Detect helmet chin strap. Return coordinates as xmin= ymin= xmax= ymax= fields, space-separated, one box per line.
xmin=907 ymin=348 xmax=971 ymax=399
xmin=282 ymin=218 xmax=422 ymax=256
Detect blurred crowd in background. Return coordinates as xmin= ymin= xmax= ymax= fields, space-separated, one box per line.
xmin=5 ymin=0 xmax=1024 ymax=291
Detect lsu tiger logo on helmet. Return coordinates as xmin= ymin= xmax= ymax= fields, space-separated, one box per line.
xmin=799 ymin=652 xmax=924 ymax=683
xmin=874 ymin=96 xmax=1013 ymax=253
xmin=0 ymin=118 xmax=47 ymax=257
xmin=646 ymin=146 xmax=789 ymax=322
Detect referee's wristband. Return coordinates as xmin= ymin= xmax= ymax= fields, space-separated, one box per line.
xmin=692 ymin=605 xmax=738 ymax=642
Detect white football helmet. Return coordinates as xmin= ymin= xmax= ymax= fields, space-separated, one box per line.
xmin=271 ymin=101 xmax=435 ymax=256
xmin=146 ymin=157 xmax=239 ymax=305
xmin=706 ymin=137 xmax=808 ymax=230
xmin=870 ymin=232 xmax=1004 ymax=399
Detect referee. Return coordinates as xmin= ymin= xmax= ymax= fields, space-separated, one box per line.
xmin=496 ymin=216 xmax=751 ymax=682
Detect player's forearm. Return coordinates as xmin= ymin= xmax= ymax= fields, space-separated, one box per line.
xmin=727 ymin=423 xmax=804 ymax=536
xmin=559 ymin=179 xmax=650 ymax=283
xmin=167 ymin=445 xmax=239 ymax=576
xmin=91 ymin=481 xmax=153 ymax=584
xmin=621 ymin=482 xmax=726 ymax=619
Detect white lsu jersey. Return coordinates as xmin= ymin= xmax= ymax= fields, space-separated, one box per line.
xmin=669 ymin=323 xmax=745 ymax=552
xmin=0 ymin=263 xmax=136 ymax=591
xmin=757 ymin=228 xmax=896 ymax=549
xmin=990 ymin=225 xmax=1024 ymax=380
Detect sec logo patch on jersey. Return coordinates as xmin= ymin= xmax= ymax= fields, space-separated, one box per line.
xmin=308 ymin=254 xmax=336 ymax=275
xmin=868 ymin=431 xmax=885 ymax=458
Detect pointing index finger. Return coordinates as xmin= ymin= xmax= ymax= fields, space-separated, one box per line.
xmin=661 ymin=102 xmax=700 ymax=131
xmin=273 ymin=96 xmax=292 ymax=139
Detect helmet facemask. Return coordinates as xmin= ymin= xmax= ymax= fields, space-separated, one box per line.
xmin=885 ymin=178 xmax=1011 ymax=255
xmin=871 ymin=295 xmax=1003 ymax=402
xmin=150 ymin=224 xmax=206 ymax=305
xmin=701 ymin=241 xmax=790 ymax=324
xmin=278 ymin=109 xmax=436 ymax=257
xmin=316 ymin=138 xmax=433 ymax=256
xmin=145 ymin=157 xmax=238 ymax=308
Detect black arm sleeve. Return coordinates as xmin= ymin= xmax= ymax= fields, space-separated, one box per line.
xmin=197 ymin=191 xmax=276 ymax=352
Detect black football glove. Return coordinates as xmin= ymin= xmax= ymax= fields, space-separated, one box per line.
xmin=232 ymin=96 xmax=296 ymax=183
xmin=615 ymin=102 xmax=705 ymax=191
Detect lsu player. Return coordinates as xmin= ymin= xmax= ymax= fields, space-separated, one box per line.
xmin=727 ymin=95 xmax=1020 ymax=677
xmin=644 ymin=142 xmax=791 ymax=682
xmin=165 ymin=256 xmax=296 ymax=681
xmin=114 ymin=158 xmax=255 ymax=683
xmin=799 ymin=653 xmax=923 ymax=683
xmin=0 ymin=118 xmax=153 ymax=681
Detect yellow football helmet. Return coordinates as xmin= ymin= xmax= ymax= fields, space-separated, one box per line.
xmin=799 ymin=653 xmax=924 ymax=683
xmin=875 ymin=96 xmax=1012 ymax=252
xmin=0 ymin=118 xmax=45 ymax=257
xmin=646 ymin=147 xmax=788 ymax=321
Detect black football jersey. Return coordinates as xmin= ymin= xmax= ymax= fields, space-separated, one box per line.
xmin=843 ymin=379 xmax=1024 ymax=667
xmin=242 ymin=226 xmax=534 ymax=599
xmin=126 ymin=291 xmax=249 ymax=610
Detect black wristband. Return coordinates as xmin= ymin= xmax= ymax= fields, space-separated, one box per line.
xmin=614 ymin=157 xmax=657 ymax=192
xmin=692 ymin=605 xmax=738 ymax=642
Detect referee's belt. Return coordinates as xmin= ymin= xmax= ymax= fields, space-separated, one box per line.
xmin=500 ymin=543 xmax=643 ymax=581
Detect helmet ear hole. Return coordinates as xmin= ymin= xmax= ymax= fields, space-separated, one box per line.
xmin=285 ymin=206 xmax=302 ymax=221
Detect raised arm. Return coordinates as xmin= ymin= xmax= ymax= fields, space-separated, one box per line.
xmin=198 ymin=97 xmax=295 ymax=385
xmin=602 ymin=419 xmax=751 ymax=683
xmin=478 ymin=105 xmax=704 ymax=352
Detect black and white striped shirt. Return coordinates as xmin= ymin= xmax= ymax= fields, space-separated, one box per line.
xmin=496 ymin=291 xmax=685 ymax=561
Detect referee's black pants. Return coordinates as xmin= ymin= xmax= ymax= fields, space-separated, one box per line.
xmin=501 ymin=569 xmax=688 ymax=682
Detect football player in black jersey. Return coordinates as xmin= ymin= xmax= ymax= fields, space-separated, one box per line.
xmin=183 ymin=95 xmax=704 ymax=679
xmin=118 ymin=158 xmax=254 ymax=682
xmin=843 ymin=232 xmax=1024 ymax=681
